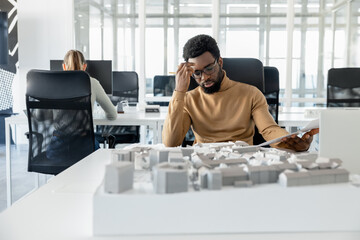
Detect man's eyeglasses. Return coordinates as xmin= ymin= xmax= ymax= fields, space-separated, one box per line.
xmin=192 ymin=59 xmax=218 ymax=79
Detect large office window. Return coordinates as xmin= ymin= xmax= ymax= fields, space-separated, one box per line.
xmin=145 ymin=0 xmax=212 ymax=94
xmin=74 ymin=0 xmax=360 ymax=106
xmin=75 ymin=0 xmax=138 ymax=71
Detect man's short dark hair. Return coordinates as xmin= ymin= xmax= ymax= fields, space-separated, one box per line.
xmin=183 ymin=34 xmax=220 ymax=61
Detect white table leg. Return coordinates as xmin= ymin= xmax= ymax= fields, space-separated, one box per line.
xmin=153 ymin=123 xmax=158 ymax=144
xmin=158 ymin=122 xmax=163 ymax=144
xmin=5 ymin=118 xmax=12 ymax=207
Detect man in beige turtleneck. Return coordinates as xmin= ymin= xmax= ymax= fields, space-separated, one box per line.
xmin=162 ymin=34 xmax=318 ymax=151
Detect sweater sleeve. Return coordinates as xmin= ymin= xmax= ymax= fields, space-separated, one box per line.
xmin=92 ymin=80 xmax=117 ymax=120
xmin=162 ymin=91 xmax=192 ymax=147
xmin=251 ymin=88 xmax=289 ymax=144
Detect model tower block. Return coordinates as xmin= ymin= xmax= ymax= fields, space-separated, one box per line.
xmin=104 ymin=162 xmax=134 ymax=193
xmin=153 ymin=162 xmax=189 ymax=194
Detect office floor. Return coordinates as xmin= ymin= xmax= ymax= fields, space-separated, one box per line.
xmin=0 ymin=144 xmax=35 ymax=213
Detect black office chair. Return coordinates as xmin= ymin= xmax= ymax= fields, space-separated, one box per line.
xmin=26 ymin=70 xmax=95 ymax=175
xmin=224 ymin=58 xmax=272 ymax=145
xmin=253 ymin=66 xmax=280 ymax=145
xmin=96 ymin=71 xmax=140 ymax=147
xmin=151 ymin=75 xmax=176 ymax=106
xmin=154 ymin=75 xmax=175 ymax=97
xmin=222 ymin=58 xmax=265 ymax=92
xmin=327 ymin=68 xmax=360 ymax=107
xmin=0 ymin=108 xmax=14 ymax=144
xmin=111 ymin=71 xmax=139 ymax=105
xmin=263 ymin=66 xmax=280 ymax=122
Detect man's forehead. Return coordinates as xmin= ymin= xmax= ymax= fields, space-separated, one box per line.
xmin=188 ymin=52 xmax=215 ymax=68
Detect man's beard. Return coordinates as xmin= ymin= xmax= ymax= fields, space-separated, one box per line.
xmin=201 ymin=70 xmax=223 ymax=94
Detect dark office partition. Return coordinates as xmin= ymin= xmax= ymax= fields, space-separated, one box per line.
xmin=0 ymin=11 xmax=8 ymax=65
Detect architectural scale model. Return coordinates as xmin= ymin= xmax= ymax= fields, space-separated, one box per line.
xmin=104 ymin=141 xmax=349 ymax=194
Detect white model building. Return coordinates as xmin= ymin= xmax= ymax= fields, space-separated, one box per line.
xmin=152 ymin=162 xmax=189 ymax=194
xmin=149 ymin=149 xmax=169 ymax=168
xmin=111 ymin=149 xmax=131 ymax=162
xmin=103 ymin=141 xmax=350 ymax=194
xmin=278 ymin=168 xmax=349 ymax=187
xmin=198 ymin=167 xmax=222 ymax=190
xmin=207 ymin=169 xmax=222 ymax=190
xmin=218 ymin=167 xmax=249 ymax=186
xmin=244 ymin=165 xmax=278 ymax=184
xmin=104 ymin=162 xmax=134 ymax=193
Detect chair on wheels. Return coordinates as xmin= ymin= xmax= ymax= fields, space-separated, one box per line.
xmin=327 ymin=68 xmax=360 ymax=107
xmin=26 ymin=70 xmax=95 ymax=175
xmin=96 ymin=71 xmax=140 ymax=147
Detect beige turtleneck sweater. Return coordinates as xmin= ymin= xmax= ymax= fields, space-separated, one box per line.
xmin=162 ymin=72 xmax=289 ymax=147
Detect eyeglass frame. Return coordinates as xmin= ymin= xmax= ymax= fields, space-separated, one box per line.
xmin=191 ymin=59 xmax=218 ymax=79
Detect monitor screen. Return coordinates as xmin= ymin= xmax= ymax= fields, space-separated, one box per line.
xmin=50 ymin=60 xmax=112 ymax=94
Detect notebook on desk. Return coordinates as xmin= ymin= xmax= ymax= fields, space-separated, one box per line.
xmin=319 ymin=108 xmax=360 ymax=174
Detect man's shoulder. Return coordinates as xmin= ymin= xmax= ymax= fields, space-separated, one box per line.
xmin=229 ymin=79 xmax=261 ymax=93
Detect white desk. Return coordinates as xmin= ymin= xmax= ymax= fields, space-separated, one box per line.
xmin=278 ymin=112 xmax=316 ymax=128
xmin=5 ymin=110 xmax=166 ymax=207
xmin=0 ymin=149 xmax=359 ymax=240
xmin=4 ymin=107 xmax=316 ymax=208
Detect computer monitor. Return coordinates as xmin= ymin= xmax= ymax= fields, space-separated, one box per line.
xmin=50 ymin=60 xmax=112 ymax=94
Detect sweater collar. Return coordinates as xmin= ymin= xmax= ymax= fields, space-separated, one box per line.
xmin=196 ymin=70 xmax=234 ymax=94
xmin=217 ymin=70 xmax=234 ymax=92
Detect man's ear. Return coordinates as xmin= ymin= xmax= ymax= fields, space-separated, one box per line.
xmin=62 ymin=64 xmax=66 ymax=70
xmin=82 ymin=64 xmax=87 ymax=71
xmin=218 ymin=57 xmax=223 ymax=69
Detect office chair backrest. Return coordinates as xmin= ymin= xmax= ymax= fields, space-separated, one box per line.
xmin=253 ymin=66 xmax=280 ymax=145
xmin=153 ymin=75 xmax=175 ymax=96
xmin=327 ymin=68 xmax=360 ymax=107
xmin=222 ymin=58 xmax=265 ymax=92
xmin=112 ymin=71 xmax=139 ymax=104
xmin=99 ymin=71 xmax=140 ymax=145
xmin=264 ymin=66 xmax=280 ymax=122
xmin=26 ymin=70 xmax=95 ymax=175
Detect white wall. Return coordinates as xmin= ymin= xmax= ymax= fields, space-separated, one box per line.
xmin=15 ymin=0 xmax=74 ymax=112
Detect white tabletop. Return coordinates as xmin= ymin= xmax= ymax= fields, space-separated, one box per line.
xmin=1 ymin=149 xmax=360 ymax=240
xmin=4 ymin=109 xmax=167 ymax=207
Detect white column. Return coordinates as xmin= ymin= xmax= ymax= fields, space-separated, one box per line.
xmin=139 ymin=0 xmax=146 ymax=104
xmin=345 ymin=0 xmax=351 ymax=66
xmin=285 ymin=0 xmax=294 ymax=107
xmin=212 ymin=0 xmax=220 ymax=42
xmin=5 ymin=119 xmax=12 ymax=207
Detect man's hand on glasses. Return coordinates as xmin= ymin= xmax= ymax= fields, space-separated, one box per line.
xmin=175 ymin=62 xmax=195 ymax=93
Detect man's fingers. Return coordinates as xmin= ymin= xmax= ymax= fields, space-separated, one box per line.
xmin=310 ymin=128 xmax=319 ymax=135
xmin=185 ymin=62 xmax=195 ymax=67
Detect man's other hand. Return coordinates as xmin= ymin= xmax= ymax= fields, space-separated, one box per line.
xmin=277 ymin=128 xmax=319 ymax=152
